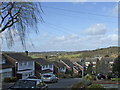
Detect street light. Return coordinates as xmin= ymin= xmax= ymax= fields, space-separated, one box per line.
xmin=82 ymin=56 xmax=84 ymax=79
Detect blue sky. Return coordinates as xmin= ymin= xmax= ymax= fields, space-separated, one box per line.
xmin=1 ymin=2 xmax=118 ymax=52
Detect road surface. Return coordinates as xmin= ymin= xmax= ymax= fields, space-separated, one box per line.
xmin=2 ymin=78 xmax=81 ymax=89
xmin=47 ymin=78 xmax=81 ymax=89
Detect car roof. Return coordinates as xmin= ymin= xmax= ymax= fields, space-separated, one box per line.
xmin=42 ymin=73 xmax=53 ymax=75
xmin=20 ymin=79 xmax=42 ymax=82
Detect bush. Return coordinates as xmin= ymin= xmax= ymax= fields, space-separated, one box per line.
xmin=3 ymin=77 xmax=17 ymax=83
xmin=72 ymin=82 xmax=86 ymax=90
xmin=10 ymin=77 xmax=17 ymax=82
xmin=3 ymin=77 xmax=11 ymax=82
xmin=72 ymin=79 xmax=92 ymax=90
xmin=111 ymin=78 xmax=120 ymax=81
xmin=84 ymin=74 xmax=92 ymax=81
xmin=87 ymin=84 xmax=105 ymax=89
xmin=92 ymin=75 xmax=96 ymax=80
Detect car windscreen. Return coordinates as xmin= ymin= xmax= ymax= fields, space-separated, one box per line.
xmin=12 ymin=80 xmax=36 ymax=88
xmin=43 ymin=75 xmax=51 ymax=77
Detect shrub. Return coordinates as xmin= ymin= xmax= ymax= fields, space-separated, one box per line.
xmin=72 ymin=79 xmax=92 ymax=90
xmin=84 ymin=74 xmax=92 ymax=81
xmin=92 ymin=75 xmax=96 ymax=80
xmin=3 ymin=77 xmax=17 ymax=83
xmin=10 ymin=77 xmax=17 ymax=82
xmin=72 ymin=82 xmax=85 ymax=90
xmin=3 ymin=77 xmax=11 ymax=82
xmin=87 ymin=84 xmax=105 ymax=89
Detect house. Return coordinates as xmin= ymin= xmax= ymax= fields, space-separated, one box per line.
xmin=85 ymin=58 xmax=99 ymax=69
xmin=60 ymin=59 xmax=80 ymax=75
xmin=52 ymin=61 xmax=66 ymax=73
xmin=73 ymin=62 xmax=83 ymax=71
xmin=0 ymin=54 xmax=14 ymax=80
xmin=100 ymin=57 xmax=115 ymax=73
xmin=60 ymin=59 xmax=74 ymax=71
xmin=34 ymin=58 xmax=54 ymax=78
xmin=3 ymin=52 xmax=35 ymax=79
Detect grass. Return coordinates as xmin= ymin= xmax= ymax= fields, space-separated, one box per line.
xmin=87 ymin=84 xmax=105 ymax=89
xmin=31 ymin=56 xmax=39 ymax=58
xmin=111 ymin=78 xmax=120 ymax=81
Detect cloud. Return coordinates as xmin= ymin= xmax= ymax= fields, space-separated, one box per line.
xmin=42 ymin=33 xmax=49 ymax=37
xmin=110 ymin=4 xmax=118 ymax=17
xmin=69 ymin=34 xmax=79 ymax=39
xmin=85 ymin=24 xmax=107 ymax=35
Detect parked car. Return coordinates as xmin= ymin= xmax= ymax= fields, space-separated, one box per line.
xmin=41 ymin=73 xmax=58 ymax=83
xmin=97 ymin=73 xmax=106 ymax=80
xmin=8 ymin=79 xmax=48 ymax=89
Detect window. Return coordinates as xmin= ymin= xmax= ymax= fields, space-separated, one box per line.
xmin=43 ymin=65 xmax=45 ymax=68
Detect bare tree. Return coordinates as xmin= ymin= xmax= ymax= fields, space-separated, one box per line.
xmin=0 ymin=2 xmax=44 ymax=48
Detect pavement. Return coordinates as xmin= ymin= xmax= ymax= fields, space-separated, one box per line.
xmin=101 ymin=84 xmax=120 ymax=89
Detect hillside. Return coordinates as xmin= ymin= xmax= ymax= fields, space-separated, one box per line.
xmin=29 ymin=46 xmax=119 ymax=61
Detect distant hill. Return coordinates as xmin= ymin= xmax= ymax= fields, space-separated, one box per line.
xmin=29 ymin=46 xmax=119 ymax=61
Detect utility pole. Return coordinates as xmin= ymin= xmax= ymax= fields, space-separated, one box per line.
xmin=82 ymin=56 xmax=84 ymax=79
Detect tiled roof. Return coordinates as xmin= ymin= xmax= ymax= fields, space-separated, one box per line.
xmin=53 ymin=61 xmax=65 ymax=68
xmin=34 ymin=58 xmax=53 ymax=65
xmin=85 ymin=58 xmax=98 ymax=62
xmin=61 ymin=59 xmax=74 ymax=68
xmin=73 ymin=66 xmax=81 ymax=72
xmin=5 ymin=53 xmax=34 ymax=62
xmin=76 ymin=62 xmax=82 ymax=66
xmin=2 ymin=55 xmax=14 ymax=69
xmin=101 ymin=57 xmax=114 ymax=61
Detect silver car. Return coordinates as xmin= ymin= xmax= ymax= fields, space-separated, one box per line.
xmin=41 ymin=73 xmax=58 ymax=83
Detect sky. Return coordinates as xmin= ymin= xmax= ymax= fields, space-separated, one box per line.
xmin=1 ymin=2 xmax=118 ymax=52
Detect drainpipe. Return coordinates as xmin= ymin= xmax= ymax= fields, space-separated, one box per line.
xmin=15 ymin=62 xmax=18 ymax=77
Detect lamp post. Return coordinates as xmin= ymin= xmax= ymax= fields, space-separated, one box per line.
xmin=82 ymin=56 xmax=84 ymax=79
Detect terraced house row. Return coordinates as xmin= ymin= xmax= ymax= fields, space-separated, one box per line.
xmin=0 ymin=51 xmax=115 ymax=80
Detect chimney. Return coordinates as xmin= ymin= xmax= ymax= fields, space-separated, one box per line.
xmin=45 ymin=56 xmax=48 ymax=60
xmin=25 ymin=51 xmax=28 ymax=56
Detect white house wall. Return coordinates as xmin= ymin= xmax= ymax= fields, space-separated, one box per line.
xmin=42 ymin=65 xmax=53 ymax=71
xmin=18 ymin=61 xmax=34 ymax=71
